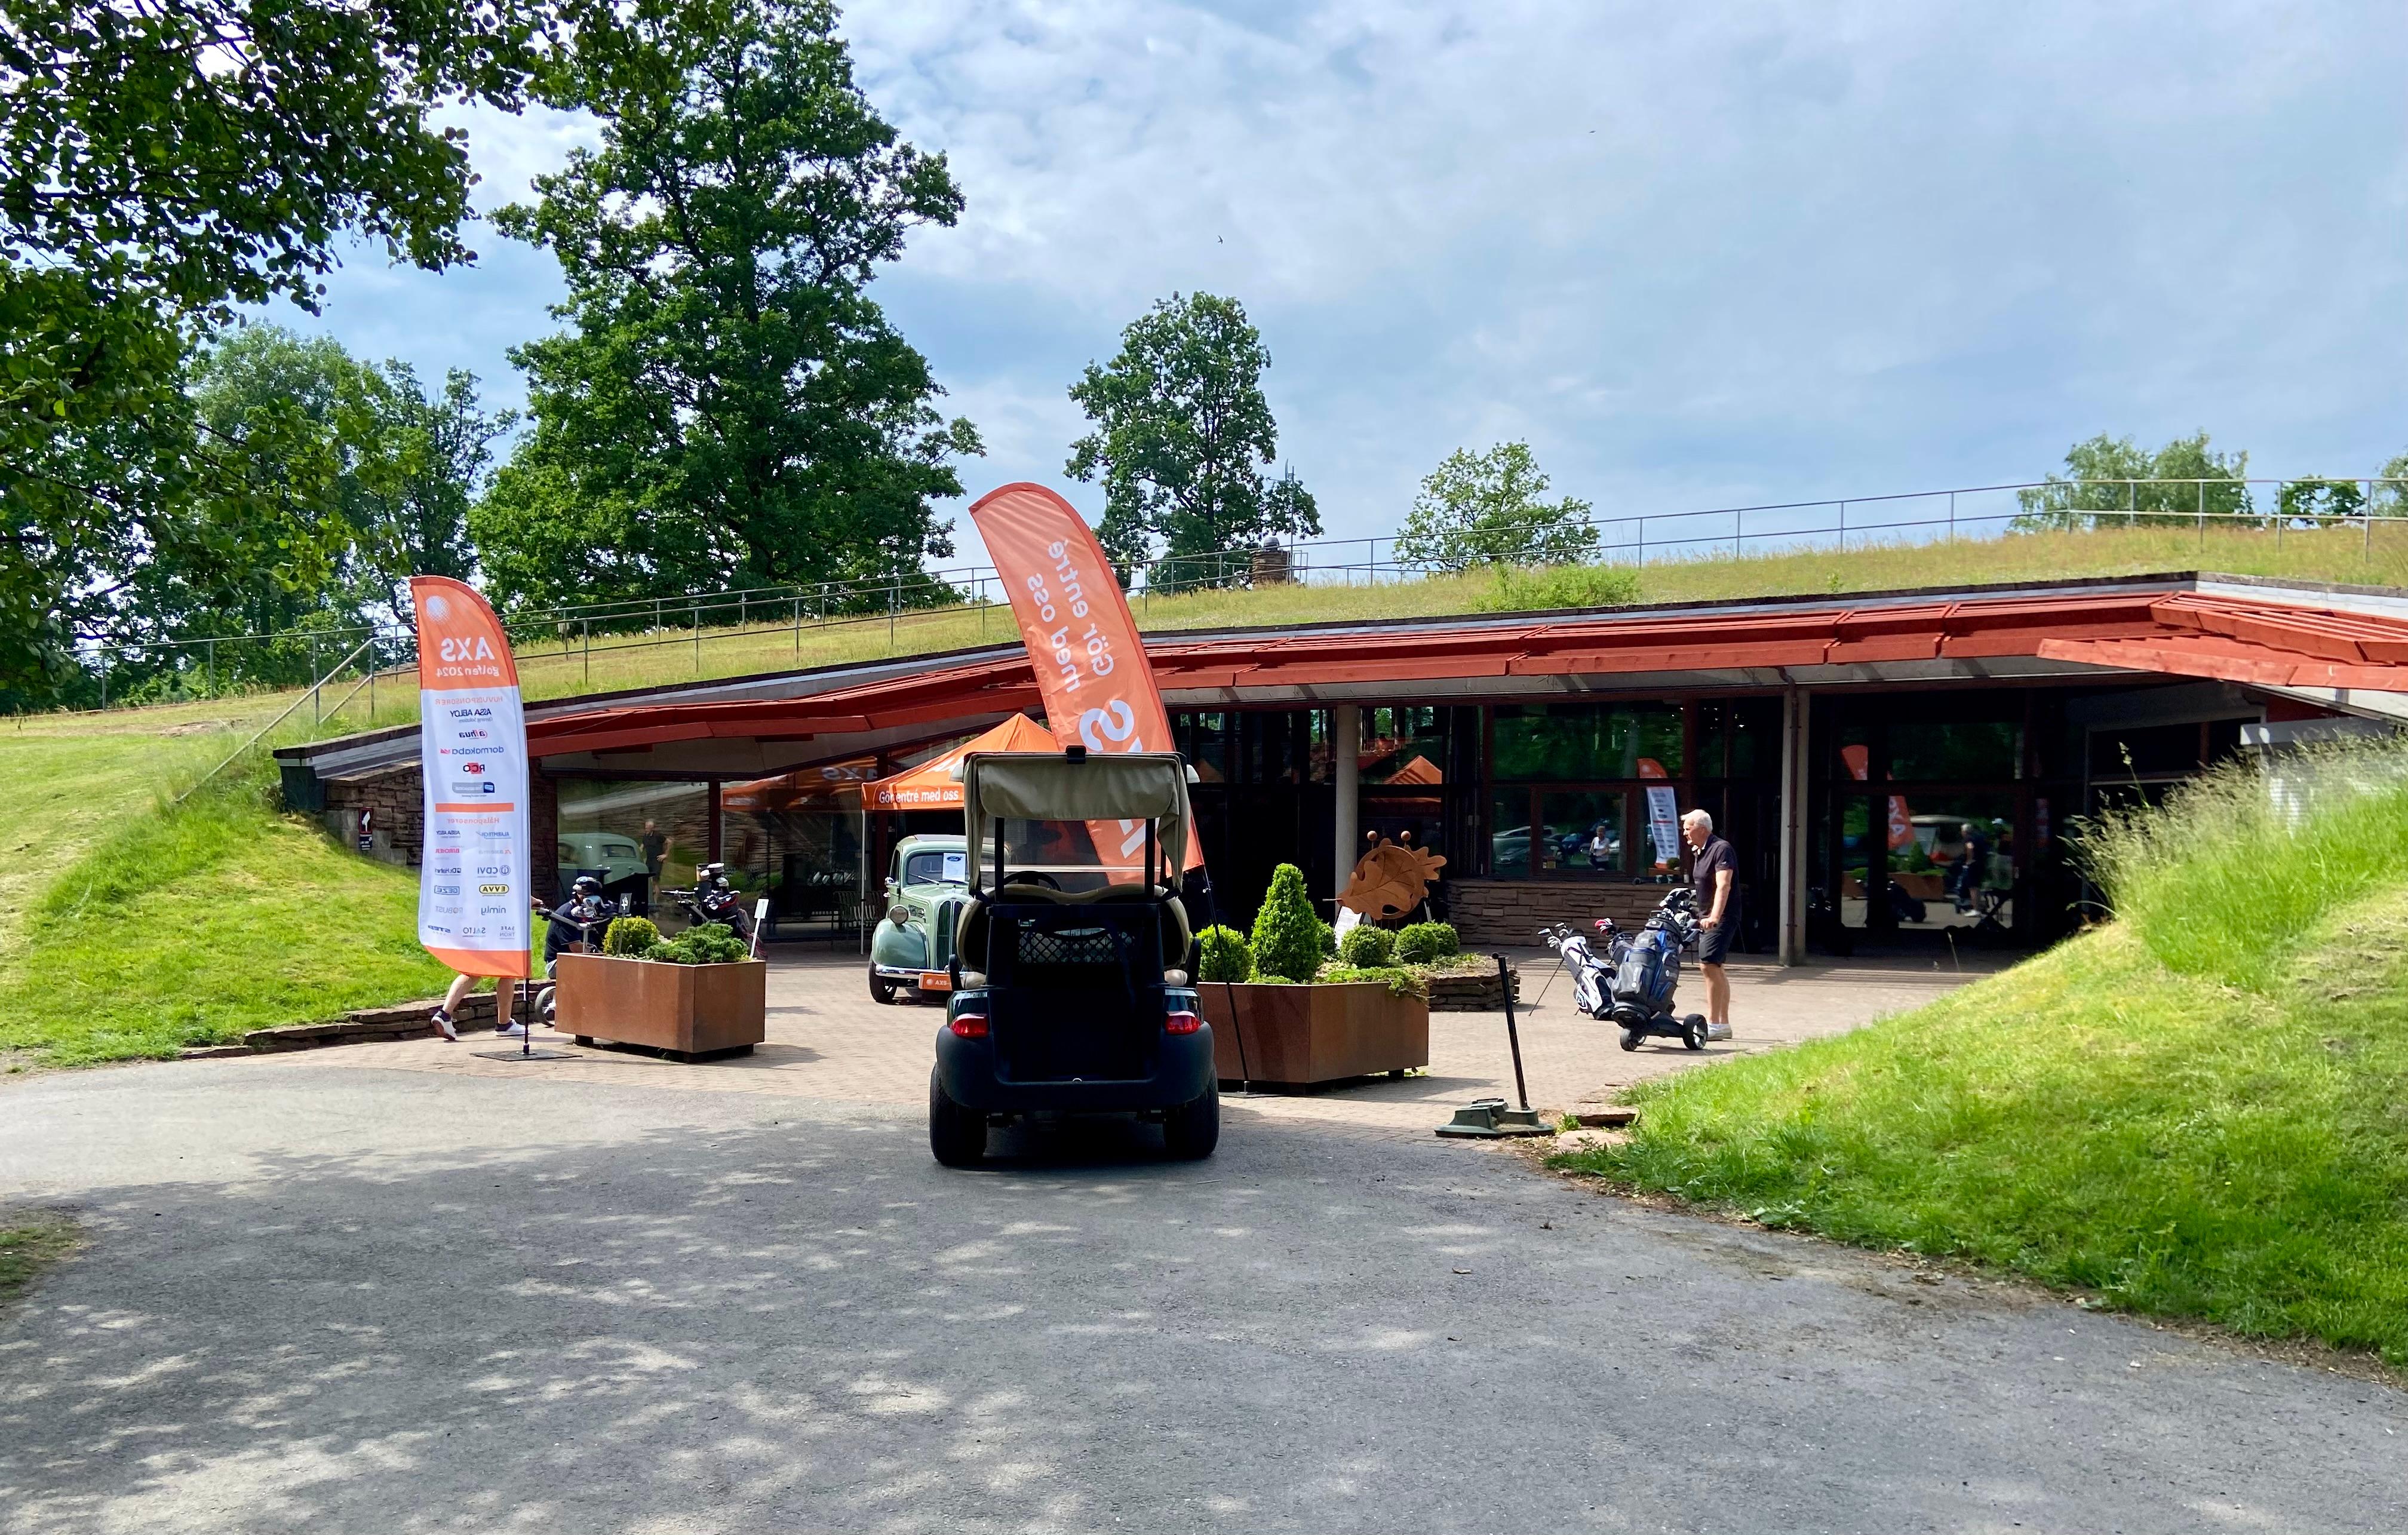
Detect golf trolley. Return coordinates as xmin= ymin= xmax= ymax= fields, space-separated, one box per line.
xmin=1541 ymin=886 xmax=1712 ymax=1052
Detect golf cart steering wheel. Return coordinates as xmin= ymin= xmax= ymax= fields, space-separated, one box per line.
xmin=1002 ymin=870 xmax=1062 ymax=891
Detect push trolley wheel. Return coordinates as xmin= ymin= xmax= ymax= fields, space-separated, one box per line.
xmin=1682 ymin=1014 xmax=1709 ymax=1051
xmin=1619 ymin=1028 xmax=1645 ymax=1052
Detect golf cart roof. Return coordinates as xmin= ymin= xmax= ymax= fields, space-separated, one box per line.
xmin=960 ymin=750 xmax=1191 ymax=876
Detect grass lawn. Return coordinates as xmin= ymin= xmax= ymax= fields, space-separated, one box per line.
xmin=0 ymin=760 xmax=459 ymax=1066
xmin=1556 ymin=747 xmax=2408 ymax=1365
xmin=85 ymin=518 xmax=2408 ymax=736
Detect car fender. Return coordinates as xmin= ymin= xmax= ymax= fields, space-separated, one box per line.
xmin=871 ymin=917 xmax=929 ymax=971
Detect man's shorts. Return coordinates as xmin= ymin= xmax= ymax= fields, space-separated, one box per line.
xmin=1696 ymin=920 xmax=1734 ymax=966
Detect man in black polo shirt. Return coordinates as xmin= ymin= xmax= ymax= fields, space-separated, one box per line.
xmin=1681 ymin=809 xmax=1736 ymax=1042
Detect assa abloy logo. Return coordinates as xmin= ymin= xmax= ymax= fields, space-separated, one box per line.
xmin=446 ymin=706 xmax=493 ymax=720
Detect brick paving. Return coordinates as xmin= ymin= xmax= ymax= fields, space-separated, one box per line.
xmin=293 ymin=942 xmax=1997 ymax=1140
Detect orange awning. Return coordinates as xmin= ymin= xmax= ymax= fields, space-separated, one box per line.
xmin=721 ymin=755 xmax=881 ymax=814
xmin=866 ymin=713 xmax=1055 ymax=811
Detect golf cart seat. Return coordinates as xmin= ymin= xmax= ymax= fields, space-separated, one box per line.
xmin=954 ymin=882 xmax=1193 ymax=983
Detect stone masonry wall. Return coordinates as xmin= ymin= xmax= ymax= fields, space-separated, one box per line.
xmin=1450 ymin=879 xmax=1746 ymax=948
xmin=322 ymin=764 xmax=561 ymax=900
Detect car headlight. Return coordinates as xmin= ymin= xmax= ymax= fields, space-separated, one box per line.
xmin=889 ymin=906 xmax=910 ymax=926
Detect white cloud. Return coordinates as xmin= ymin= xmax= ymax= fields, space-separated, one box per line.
xmin=283 ymin=0 xmax=2408 ymax=567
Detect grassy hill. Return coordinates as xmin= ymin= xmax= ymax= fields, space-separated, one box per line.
xmin=0 ymin=708 xmax=457 ymax=1067
xmin=1558 ymin=741 xmax=2408 ymax=1367
xmin=98 ymin=518 xmax=2408 ymax=736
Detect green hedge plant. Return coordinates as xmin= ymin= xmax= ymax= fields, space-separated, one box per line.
xmin=1395 ymin=921 xmax=1459 ymax=965
xmin=642 ymin=922 xmax=751 ymax=965
xmin=1251 ymin=864 xmax=1325 ymax=983
xmin=603 ymin=916 xmax=661 ymax=957
xmin=1197 ymin=925 xmax=1253 ymax=983
xmin=1337 ymin=924 xmax=1397 ymax=966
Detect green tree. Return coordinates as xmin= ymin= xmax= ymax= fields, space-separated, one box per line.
xmin=1066 ymin=292 xmax=1320 ymax=591
xmin=2377 ymin=451 xmax=2408 ymax=519
xmin=1 ymin=0 xmax=560 ymax=701
xmin=473 ymin=0 xmax=980 ymax=616
xmin=2014 ymin=432 xmax=2253 ymax=530
xmin=1392 ymin=441 xmax=1597 ymax=572
xmin=2275 ymin=477 xmax=2367 ymax=528
xmin=96 ymin=326 xmax=514 ymax=698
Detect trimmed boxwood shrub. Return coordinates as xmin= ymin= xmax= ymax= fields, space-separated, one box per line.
xmin=643 ymin=922 xmax=751 ymax=965
xmin=1197 ymin=925 xmax=1253 ymax=983
xmin=1251 ymin=864 xmax=1325 ymax=983
xmin=603 ymin=916 xmax=662 ymax=957
xmin=1338 ymin=924 xmax=1397 ymax=967
xmin=1395 ymin=921 xmax=1459 ymax=966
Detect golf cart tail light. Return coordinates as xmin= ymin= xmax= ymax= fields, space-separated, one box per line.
xmin=949 ymin=1013 xmax=988 ymax=1039
xmin=1164 ymin=1009 xmax=1202 ymax=1036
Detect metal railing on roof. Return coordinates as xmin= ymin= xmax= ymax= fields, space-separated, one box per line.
xmin=53 ymin=474 xmax=2408 ymax=716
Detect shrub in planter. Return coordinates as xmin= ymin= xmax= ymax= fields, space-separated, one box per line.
xmin=1337 ymin=924 xmax=1397 ymax=967
xmin=1197 ymin=925 xmax=1253 ymax=983
xmin=1251 ymin=864 xmax=1324 ymax=983
xmin=604 ymin=916 xmax=662 ymax=957
xmin=1395 ymin=921 xmax=1459 ymax=966
xmin=643 ymin=922 xmax=750 ymax=965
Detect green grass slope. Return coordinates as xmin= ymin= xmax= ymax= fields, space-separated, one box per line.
xmin=0 ymin=733 xmax=456 ymax=1066
xmin=1559 ymin=745 xmax=2408 ymax=1364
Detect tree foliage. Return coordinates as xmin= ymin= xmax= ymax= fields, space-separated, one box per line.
xmin=472 ymin=0 xmax=980 ymax=615
xmin=2013 ymin=432 xmax=2253 ymax=530
xmin=1392 ymin=441 xmax=1596 ymax=572
xmin=67 ymin=325 xmax=511 ymax=704
xmin=1 ymin=0 xmax=558 ymax=699
xmin=1066 ymin=292 xmax=1319 ymax=591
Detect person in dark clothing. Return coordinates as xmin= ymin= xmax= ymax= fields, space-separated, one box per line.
xmin=1681 ymin=809 xmax=1736 ymax=1042
xmin=541 ymin=876 xmax=616 ymax=977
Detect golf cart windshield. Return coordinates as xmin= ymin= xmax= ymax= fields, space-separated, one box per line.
xmin=959 ymin=751 xmax=1191 ymax=894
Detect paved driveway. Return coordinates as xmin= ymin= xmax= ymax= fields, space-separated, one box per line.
xmin=1 ymin=959 xmax=2401 ymax=1534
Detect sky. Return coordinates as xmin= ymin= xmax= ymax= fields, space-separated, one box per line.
xmin=272 ymin=0 xmax=2408 ymax=569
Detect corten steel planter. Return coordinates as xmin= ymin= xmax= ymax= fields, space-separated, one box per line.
xmin=1199 ymin=981 xmax=1429 ymax=1089
xmin=554 ymin=953 xmax=766 ymax=1060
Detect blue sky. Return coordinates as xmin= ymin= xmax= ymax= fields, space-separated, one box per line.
xmin=272 ymin=0 xmax=2408 ymax=567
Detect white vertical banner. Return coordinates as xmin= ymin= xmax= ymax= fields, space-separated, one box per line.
xmin=1646 ymin=785 xmax=1682 ymax=869
xmin=411 ymin=576 xmax=533 ymax=978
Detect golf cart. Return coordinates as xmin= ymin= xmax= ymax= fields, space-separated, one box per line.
xmin=928 ymin=747 xmax=1214 ymax=1165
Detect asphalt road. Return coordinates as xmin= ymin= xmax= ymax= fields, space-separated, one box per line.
xmin=2 ymin=1059 xmax=2402 ymax=1534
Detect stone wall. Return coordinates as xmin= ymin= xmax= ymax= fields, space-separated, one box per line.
xmin=1450 ymin=879 xmax=1748 ymax=947
xmin=320 ymin=764 xmax=563 ymax=900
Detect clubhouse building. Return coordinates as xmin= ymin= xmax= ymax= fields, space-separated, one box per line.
xmin=276 ymin=572 xmax=2408 ymax=960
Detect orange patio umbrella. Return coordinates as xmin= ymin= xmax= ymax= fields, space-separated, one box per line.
xmin=865 ymin=714 xmax=1056 ymax=811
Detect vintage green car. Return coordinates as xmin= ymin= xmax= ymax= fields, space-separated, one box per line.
xmin=868 ymin=834 xmax=972 ymax=1003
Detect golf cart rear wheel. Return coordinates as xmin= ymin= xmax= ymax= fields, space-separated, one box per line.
xmin=1162 ymin=1081 xmax=1220 ymax=1160
xmin=928 ymin=1069 xmax=987 ymax=1166
xmin=868 ymin=969 xmax=899 ymax=1005
xmin=1619 ymin=1027 xmax=1645 ymax=1052
xmin=1683 ymin=1014 xmax=1709 ymax=1051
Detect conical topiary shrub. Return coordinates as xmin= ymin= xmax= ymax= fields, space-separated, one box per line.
xmin=1250 ymin=862 xmax=1325 ymax=982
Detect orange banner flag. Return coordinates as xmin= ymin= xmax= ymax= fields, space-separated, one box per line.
xmin=968 ymin=482 xmax=1203 ymax=874
xmin=411 ymin=576 xmax=533 ymax=978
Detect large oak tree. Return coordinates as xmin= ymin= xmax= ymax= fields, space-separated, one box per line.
xmin=472 ymin=0 xmax=979 ymax=613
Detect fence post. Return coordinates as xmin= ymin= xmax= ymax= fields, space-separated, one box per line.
xmin=99 ymin=650 xmax=108 ymax=710
xmin=311 ymin=636 xmax=321 ymax=723
xmin=889 ymin=580 xmax=898 ymax=649
xmin=583 ymin=619 xmax=591 ymax=685
xmin=2364 ymin=482 xmax=2373 ymax=563
xmin=1838 ymin=501 xmax=1846 ymax=554
xmin=2198 ymin=480 xmax=2206 ymax=551
xmin=1948 ymin=491 xmax=1956 ymax=542
xmin=794 ymin=594 xmax=802 ymax=655
xmin=693 ymin=601 xmax=701 ymax=673
xmin=1734 ymin=508 xmax=1743 ymax=560
xmin=1636 ymin=515 xmax=1646 ymax=568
